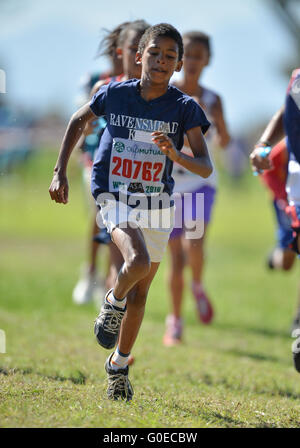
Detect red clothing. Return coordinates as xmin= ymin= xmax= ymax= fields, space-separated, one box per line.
xmin=260 ymin=139 xmax=288 ymax=201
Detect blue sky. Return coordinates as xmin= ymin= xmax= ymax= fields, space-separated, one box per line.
xmin=0 ymin=0 xmax=298 ymax=136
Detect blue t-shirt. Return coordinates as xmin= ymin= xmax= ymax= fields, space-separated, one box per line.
xmin=284 ymin=69 xmax=300 ymax=164
xmin=89 ymin=78 xmax=210 ymax=202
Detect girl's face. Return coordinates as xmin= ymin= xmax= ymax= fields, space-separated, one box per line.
xmin=119 ymin=29 xmax=144 ymax=79
xmin=136 ymin=36 xmax=182 ymax=85
xmin=183 ymin=38 xmax=209 ymax=79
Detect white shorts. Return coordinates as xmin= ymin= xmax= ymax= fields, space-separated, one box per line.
xmin=97 ymin=199 xmax=174 ymax=263
xmin=286 ymin=157 xmax=300 ymax=206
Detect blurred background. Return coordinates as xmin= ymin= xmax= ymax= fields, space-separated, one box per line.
xmin=1 ymin=0 xmax=300 ymax=314
xmin=1 ymin=0 xmax=300 ymax=428
xmin=0 ymin=0 xmax=299 ymax=172
xmin=1 ymin=0 xmax=300 ymax=299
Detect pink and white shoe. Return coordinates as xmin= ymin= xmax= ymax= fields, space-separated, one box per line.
xmin=163 ymin=315 xmax=183 ymax=347
xmin=192 ymin=282 xmax=214 ymax=324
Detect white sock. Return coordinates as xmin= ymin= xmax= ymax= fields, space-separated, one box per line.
xmin=106 ymin=290 xmax=126 ymax=309
xmin=110 ymin=347 xmax=130 ymax=370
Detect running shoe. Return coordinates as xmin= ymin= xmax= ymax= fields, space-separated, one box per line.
xmin=291 ymin=316 xmax=300 ymax=338
xmin=266 ymin=250 xmax=275 ymax=270
xmin=94 ymin=289 xmax=126 ymax=349
xmin=105 ymin=353 xmax=134 ymax=401
xmin=72 ymin=266 xmax=105 ymax=305
xmin=292 ymin=329 xmax=300 ymax=373
xmin=192 ymin=283 xmax=214 ymax=324
xmin=163 ymin=315 xmax=183 ymax=347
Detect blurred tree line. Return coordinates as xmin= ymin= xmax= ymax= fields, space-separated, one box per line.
xmin=270 ymin=0 xmax=300 ymax=77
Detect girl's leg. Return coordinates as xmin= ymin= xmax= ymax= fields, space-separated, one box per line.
xmin=168 ymin=236 xmax=185 ymax=318
xmin=275 ymin=248 xmax=295 ymax=271
xmin=111 ymin=225 xmax=151 ymax=299
xmin=72 ymin=214 xmax=103 ymax=305
xmin=94 ymin=225 xmax=151 ymax=350
xmin=163 ymin=236 xmax=185 ymax=346
xmin=164 ymin=193 xmax=185 ymax=345
xmin=89 ymin=216 xmax=101 ymax=274
xmin=83 ymin=165 xmax=100 ymax=275
xmin=186 ymin=231 xmax=206 ymax=285
xmin=106 ymin=242 xmax=124 ymax=290
xmin=117 ymin=262 xmax=160 ymax=354
xmin=185 ymin=224 xmax=214 ymax=324
xmin=185 ymin=185 xmax=216 ymax=324
xmin=104 ymin=261 xmax=160 ymax=401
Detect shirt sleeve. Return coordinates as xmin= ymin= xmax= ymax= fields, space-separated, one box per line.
xmin=183 ymin=98 xmax=210 ymax=135
xmin=89 ymin=83 xmax=109 ymax=117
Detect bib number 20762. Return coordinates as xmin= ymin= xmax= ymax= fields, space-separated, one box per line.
xmin=111 ymin=156 xmax=163 ymax=182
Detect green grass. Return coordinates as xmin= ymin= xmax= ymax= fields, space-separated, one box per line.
xmin=1 ymin=149 xmax=300 ymax=428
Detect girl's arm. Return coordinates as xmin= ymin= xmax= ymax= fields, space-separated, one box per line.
xmin=258 ymin=105 xmax=285 ymax=147
xmin=152 ymin=126 xmax=213 ymax=178
xmin=49 ymin=103 xmax=97 ymax=204
xmin=211 ymin=95 xmax=231 ymax=148
xmin=249 ymin=105 xmax=285 ymax=172
xmin=81 ymin=80 xmax=108 ymax=138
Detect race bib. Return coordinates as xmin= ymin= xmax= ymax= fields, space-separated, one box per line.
xmin=109 ymin=137 xmax=166 ymax=196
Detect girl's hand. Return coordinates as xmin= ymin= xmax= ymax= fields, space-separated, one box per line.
xmin=151 ymin=132 xmax=180 ymax=162
xmin=249 ymin=146 xmax=272 ymax=172
xmin=49 ymin=172 xmax=69 ymax=204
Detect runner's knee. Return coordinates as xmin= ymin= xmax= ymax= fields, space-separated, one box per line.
xmin=127 ymin=251 xmax=151 ymax=280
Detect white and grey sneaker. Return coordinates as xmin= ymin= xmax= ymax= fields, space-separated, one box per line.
xmin=292 ymin=328 xmax=300 ymax=373
xmin=94 ymin=289 xmax=126 ymax=349
xmin=291 ymin=316 xmax=300 ymax=338
xmin=105 ymin=353 xmax=133 ymax=401
xmin=72 ymin=266 xmax=105 ymax=305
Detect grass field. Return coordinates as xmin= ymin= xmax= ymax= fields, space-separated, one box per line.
xmin=1 ymin=148 xmax=300 ymax=428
